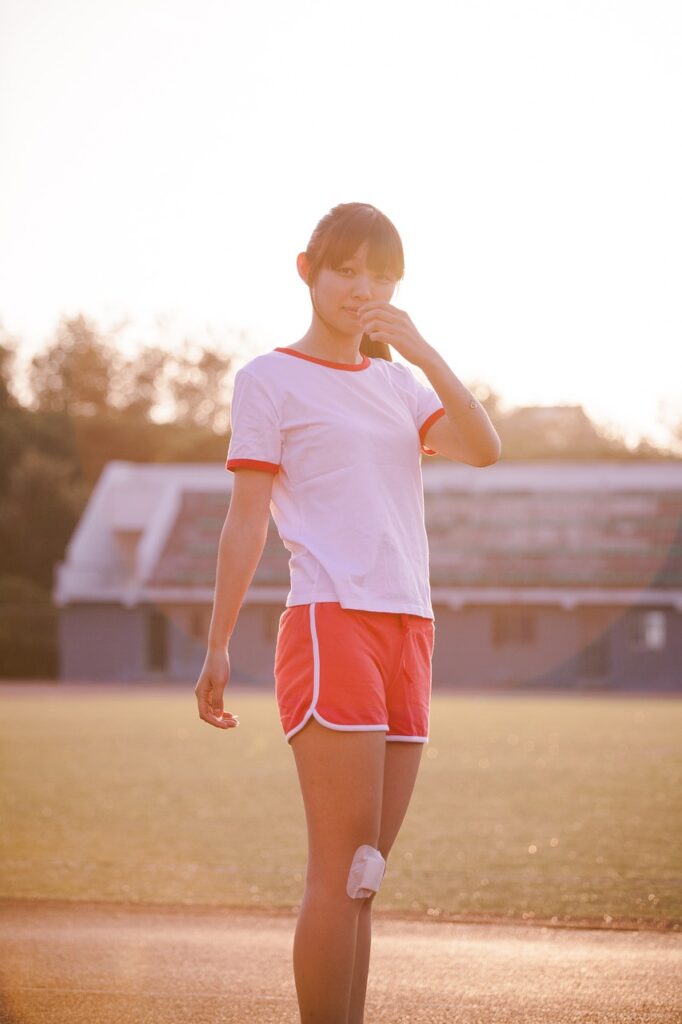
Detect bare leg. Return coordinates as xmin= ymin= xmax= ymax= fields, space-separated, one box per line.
xmin=347 ymin=740 xmax=424 ymax=1024
xmin=290 ymin=718 xmax=386 ymax=1023
xmin=293 ymin=882 xmax=365 ymax=1022
xmin=347 ymin=897 xmax=375 ymax=1024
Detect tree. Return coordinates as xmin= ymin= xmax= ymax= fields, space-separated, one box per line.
xmin=28 ymin=314 xmax=116 ymax=415
xmin=0 ymin=447 xmax=88 ymax=589
xmin=0 ymin=320 xmax=21 ymax=411
xmin=166 ymin=337 xmax=234 ymax=432
xmin=109 ymin=343 xmax=171 ymax=419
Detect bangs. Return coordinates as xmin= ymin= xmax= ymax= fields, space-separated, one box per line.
xmin=319 ymin=207 xmax=404 ymax=281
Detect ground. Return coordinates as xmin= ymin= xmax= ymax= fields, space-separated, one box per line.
xmin=1 ymin=899 xmax=680 ymax=1023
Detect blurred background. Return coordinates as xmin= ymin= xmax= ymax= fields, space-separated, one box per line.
xmin=0 ymin=0 xmax=680 ymax=935
xmin=0 ymin=0 xmax=680 ymax=684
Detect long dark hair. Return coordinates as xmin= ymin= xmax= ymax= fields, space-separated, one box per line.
xmin=303 ymin=202 xmax=405 ymax=362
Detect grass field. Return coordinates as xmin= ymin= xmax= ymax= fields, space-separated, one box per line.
xmin=1 ymin=684 xmax=680 ymax=929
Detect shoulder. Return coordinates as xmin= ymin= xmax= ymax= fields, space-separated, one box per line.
xmin=233 ymin=352 xmax=291 ymax=396
xmin=231 ymin=354 xmax=288 ymax=416
xmin=373 ymin=358 xmax=417 ymax=390
xmin=236 ymin=351 xmax=286 ymax=379
xmin=369 ymin=357 xmax=397 ymax=375
xmin=373 ymin=358 xmax=413 ymax=376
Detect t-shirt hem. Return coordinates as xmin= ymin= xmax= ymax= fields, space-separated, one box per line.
xmin=285 ymin=592 xmax=434 ymax=618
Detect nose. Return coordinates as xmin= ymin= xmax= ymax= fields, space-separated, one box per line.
xmin=351 ymin=274 xmax=372 ymax=299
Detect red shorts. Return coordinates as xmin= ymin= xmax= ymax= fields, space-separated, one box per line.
xmin=274 ymin=601 xmax=435 ymax=744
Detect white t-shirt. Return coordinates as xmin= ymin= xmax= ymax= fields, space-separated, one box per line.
xmin=225 ymin=347 xmax=445 ymax=618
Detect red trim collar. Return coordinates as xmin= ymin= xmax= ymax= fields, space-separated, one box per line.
xmin=274 ymin=347 xmax=371 ymax=371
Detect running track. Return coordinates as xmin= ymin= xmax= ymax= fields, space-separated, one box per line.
xmin=1 ymin=900 xmax=680 ymax=1023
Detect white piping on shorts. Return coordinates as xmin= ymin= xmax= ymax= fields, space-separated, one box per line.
xmin=386 ymin=735 xmax=429 ymax=742
xmin=284 ymin=602 xmax=429 ymax=744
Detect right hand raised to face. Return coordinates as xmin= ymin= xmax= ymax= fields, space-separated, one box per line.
xmin=194 ymin=649 xmax=240 ymax=731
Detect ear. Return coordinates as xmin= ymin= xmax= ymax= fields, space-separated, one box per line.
xmin=296 ymin=251 xmax=311 ymax=285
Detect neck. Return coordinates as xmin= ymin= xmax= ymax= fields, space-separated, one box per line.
xmin=297 ymin=316 xmax=364 ymax=365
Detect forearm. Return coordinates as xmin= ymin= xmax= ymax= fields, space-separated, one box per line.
xmin=207 ymin=515 xmax=268 ymax=651
xmin=417 ymin=344 xmax=501 ymax=462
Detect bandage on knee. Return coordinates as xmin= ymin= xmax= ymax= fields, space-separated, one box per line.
xmin=346 ymin=844 xmax=386 ymax=899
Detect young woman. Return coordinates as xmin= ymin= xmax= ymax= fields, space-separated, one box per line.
xmin=195 ymin=202 xmax=501 ymax=1023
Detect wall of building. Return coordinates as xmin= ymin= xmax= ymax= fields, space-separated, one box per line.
xmin=58 ymin=600 xmax=682 ymax=691
xmin=58 ymin=604 xmax=149 ymax=681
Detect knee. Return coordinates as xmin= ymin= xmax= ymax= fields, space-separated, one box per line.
xmin=363 ymin=852 xmax=388 ymax=907
xmin=346 ymin=844 xmax=387 ymax=902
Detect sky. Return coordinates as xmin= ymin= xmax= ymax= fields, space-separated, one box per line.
xmin=1 ymin=0 xmax=681 ymax=450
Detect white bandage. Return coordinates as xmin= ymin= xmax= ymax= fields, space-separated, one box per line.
xmin=346 ymin=845 xmax=386 ymax=899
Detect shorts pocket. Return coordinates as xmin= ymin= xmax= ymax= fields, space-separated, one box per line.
xmin=404 ymin=629 xmax=433 ymax=689
xmin=274 ymin=605 xmax=311 ymax=704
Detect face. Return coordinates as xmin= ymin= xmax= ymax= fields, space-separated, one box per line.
xmin=300 ymin=239 xmax=397 ymax=335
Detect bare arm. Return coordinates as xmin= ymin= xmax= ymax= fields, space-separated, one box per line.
xmin=208 ymin=474 xmax=273 ymax=650
xmin=416 ymin=346 xmax=501 ymax=466
xmin=195 ymin=469 xmax=275 ymax=729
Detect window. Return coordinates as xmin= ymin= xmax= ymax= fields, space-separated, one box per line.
xmin=492 ymin=608 xmax=535 ymax=646
xmin=579 ymin=635 xmax=610 ymax=677
xmin=188 ymin=608 xmax=207 ymax=643
xmin=147 ymin=608 xmax=168 ymax=670
xmin=628 ymin=610 xmax=666 ymax=652
xmin=264 ymin=606 xmax=280 ymax=643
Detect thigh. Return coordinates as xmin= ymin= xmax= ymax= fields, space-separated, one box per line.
xmin=377 ymin=740 xmax=425 ymax=860
xmin=290 ymin=718 xmax=385 ymax=891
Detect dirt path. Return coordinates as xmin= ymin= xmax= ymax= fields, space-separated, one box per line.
xmin=1 ymin=900 xmax=680 ymax=1023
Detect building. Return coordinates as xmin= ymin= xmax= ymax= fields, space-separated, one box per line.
xmin=53 ymin=460 xmax=682 ymax=691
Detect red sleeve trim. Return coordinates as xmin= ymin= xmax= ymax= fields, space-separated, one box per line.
xmin=226 ymin=458 xmax=280 ymax=474
xmin=419 ymin=407 xmax=446 ymax=456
